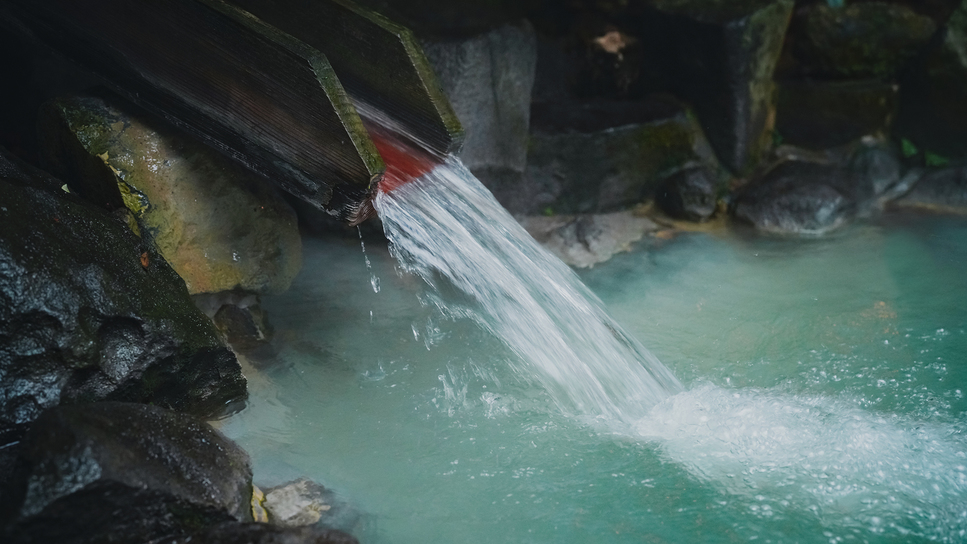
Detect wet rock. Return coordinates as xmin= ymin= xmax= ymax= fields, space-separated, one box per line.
xmin=891 ymin=166 xmax=967 ymax=213
xmin=653 ymin=167 xmax=719 ymax=222
xmin=523 ymin=96 xmax=718 ymax=216
xmin=39 ymin=94 xmax=302 ymax=295
xmin=422 ymin=21 xmax=536 ymax=194
xmin=158 ymin=522 xmax=359 ymax=544
xmin=262 ymin=478 xmax=332 ymax=528
xmin=0 ymin=146 xmax=63 ymax=193
xmin=775 ymin=79 xmax=899 ymax=149
xmin=633 ymin=0 xmax=795 ymax=173
xmin=897 ymin=2 xmax=967 ymax=159
xmin=194 ymin=291 xmax=274 ymax=352
xmin=848 ymin=140 xmax=903 ymax=199
xmin=731 ymin=161 xmax=856 ymax=234
xmin=0 ymin=164 xmax=245 ymax=436
xmin=4 ymin=481 xmax=236 ymax=544
xmin=789 ymin=2 xmax=937 ymax=80
xmin=519 ymin=211 xmax=659 ymax=268
xmin=4 ymin=402 xmax=252 ymax=538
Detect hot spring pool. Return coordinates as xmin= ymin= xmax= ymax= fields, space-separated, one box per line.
xmin=221 ymin=213 xmax=967 ymax=543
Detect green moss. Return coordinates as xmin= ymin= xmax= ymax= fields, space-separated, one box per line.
xmin=901 ymin=138 xmax=919 ymax=158
xmin=118 ymin=181 xmax=150 ymax=217
xmin=635 ymin=118 xmax=697 ymax=176
xmin=925 ymin=151 xmax=950 ymax=167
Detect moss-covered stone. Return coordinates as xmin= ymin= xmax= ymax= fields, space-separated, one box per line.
xmin=790 ymin=2 xmax=937 ymax=80
xmin=522 ymin=96 xmax=720 ymax=215
xmin=39 ymin=94 xmax=302 ymax=295
xmin=776 ymin=79 xmax=898 ymax=149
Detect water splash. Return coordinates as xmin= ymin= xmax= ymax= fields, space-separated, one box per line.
xmin=375 ymin=156 xmax=682 ymax=424
xmin=636 ymin=384 xmax=967 ymax=541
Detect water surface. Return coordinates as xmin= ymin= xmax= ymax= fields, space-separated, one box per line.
xmin=222 ymin=213 xmax=967 ymax=544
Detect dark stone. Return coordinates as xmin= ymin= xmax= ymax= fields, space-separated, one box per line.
xmin=789 ymin=2 xmax=937 ymax=80
xmin=775 ymin=80 xmax=898 ymax=149
xmin=891 ymin=166 xmax=967 ymax=213
xmin=5 ymin=481 xmax=236 ymax=544
xmin=213 ymin=303 xmax=273 ymax=352
xmin=848 ymin=140 xmax=902 ymax=198
xmin=523 ymin=95 xmax=718 ymax=215
xmin=422 ymin=20 xmax=536 ymax=186
xmin=6 ymin=402 xmax=253 ymax=526
xmin=0 ymin=158 xmax=246 ymax=437
xmin=0 ymin=146 xmax=63 ymax=193
xmin=158 ymin=522 xmax=359 ymax=544
xmin=654 ymin=167 xmax=719 ymax=221
xmin=632 ymin=0 xmax=795 ymax=173
xmin=353 ymin=0 xmax=538 ymax=38
xmin=897 ymin=2 xmax=967 ymax=159
xmin=732 ymin=160 xmax=857 ymax=234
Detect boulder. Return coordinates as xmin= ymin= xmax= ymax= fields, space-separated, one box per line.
xmin=731 ymin=139 xmax=903 ymax=235
xmin=897 ymin=1 xmax=967 ymax=159
xmin=422 ymin=20 xmax=536 ymax=193
xmin=4 ymin=481 xmax=236 ymax=544
xmin=789 ymin=2 xmax=937 ymax=80
xmin=194 ymin=291 xmax=274 ymax=352
xmin=157 ymin=522 xmax=358 ymax=544
xmin=731 ymin=160 xmax=857 ymax=234
xmin=258 ymin=478 xmax=360 ymax=532
xmin=775 ymin=79 xmax=899 ymax=149
xmin=39 ymin=94 xmax=302 ymax=295
xmin=0 ymin=163 xmax=246 ymax=438
xmin=523 ymin=96 xmax=718 ymax=215
xmin=519 ymin=212 xmax=660 ymax=268
xmin=891 ymin=166 xmax=967 ymax=213
xmin=632 ymin=0 xmax=795 ymax=173
xmin=262 ymin=478 xmax=332 ymax=528
xmin=654 ymin=167 xmax=719 ymax=222
xmin=4 ymin=402 xmax=252 ymax=541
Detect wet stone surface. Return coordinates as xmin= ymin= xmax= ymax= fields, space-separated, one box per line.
xmin=0 ymin=161 xmax=245 ymax=438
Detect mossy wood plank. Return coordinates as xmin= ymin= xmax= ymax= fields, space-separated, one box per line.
xmin=5 ymin=0 xmax=384 ymax=220
xmin=229 ymin=0 xmax=464 ymax=157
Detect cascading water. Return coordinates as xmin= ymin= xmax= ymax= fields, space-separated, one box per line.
xmin=374 ymin=155 xmax=682 ymax=425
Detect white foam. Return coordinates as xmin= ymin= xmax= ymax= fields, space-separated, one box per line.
xmin=636 ymin=384 xmax=967 ymax=540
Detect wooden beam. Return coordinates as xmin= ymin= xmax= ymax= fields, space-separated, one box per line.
xmin=229 ymin=0 xmax=465 ymax=157
xmin=3 ymin=0 xmax=385 ymax=221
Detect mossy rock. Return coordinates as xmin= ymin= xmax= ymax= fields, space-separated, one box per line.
xmin=522 ymin=96 xmax=721 ymax=215
xmin=776 ymin=79 xmax=898 ymax=149
xmin=790 ymin=2 xmax=937 ymax=79
xmin=39 ymin=94 xmax=302 ymax=295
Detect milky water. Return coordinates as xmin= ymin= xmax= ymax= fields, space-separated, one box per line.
xmin=221 ymin=162 xmax=967 ymax=543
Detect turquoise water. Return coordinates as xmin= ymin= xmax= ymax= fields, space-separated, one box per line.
xmin=222 ymin=213 xmax=967 ymax=544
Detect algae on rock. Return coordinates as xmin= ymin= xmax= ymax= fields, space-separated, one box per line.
xmin=39 ymin=94 xmax=302 ymax=295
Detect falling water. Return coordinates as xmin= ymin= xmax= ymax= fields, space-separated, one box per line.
xmin=374 ymin=156 xmax=682 ymax=424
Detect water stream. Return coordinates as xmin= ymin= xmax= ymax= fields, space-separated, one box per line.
xmin=222 ymin=160 xmax=967 ymax=543
xmin=375 ymin=157 xmax=681 ymax=425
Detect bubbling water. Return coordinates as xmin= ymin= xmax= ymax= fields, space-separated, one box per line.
xmin=375 ymin=156 xmax=683 ymax=424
